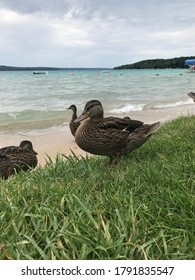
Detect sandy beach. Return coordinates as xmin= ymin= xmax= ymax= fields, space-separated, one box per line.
xmin=0 ymin=104 xmax=194 ymax=166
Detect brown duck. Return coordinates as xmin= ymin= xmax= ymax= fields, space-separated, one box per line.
xmin=67 ymin=104 xmax=80 ymax=136
xmin=74 ymin=100 xmax=160 ymax=164
xmin=0 ymin=140 xmax=38 ymax=179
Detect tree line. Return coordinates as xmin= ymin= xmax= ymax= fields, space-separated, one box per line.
xmin=114 ymin=56 xmax=195 ymax=69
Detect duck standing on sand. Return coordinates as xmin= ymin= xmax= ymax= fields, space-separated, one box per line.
xmin=0 ymin=140 xmax=38 ymax=179
xmin=74 ymin=100 xmax=160 ymax=165
xmin=188 ymin=92 xmax=195 ymax=102
xmin=67 ymin=104 xmax=80 ymax=137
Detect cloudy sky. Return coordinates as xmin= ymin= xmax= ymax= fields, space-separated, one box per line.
xmin=0 ymin=0 xmax=195 ymax=68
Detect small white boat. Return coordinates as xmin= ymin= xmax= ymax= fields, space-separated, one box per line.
xmin=101 ymin=70 xmax=111 ymax=73
xmin=33 ymin=71 xmax=48 ymax=75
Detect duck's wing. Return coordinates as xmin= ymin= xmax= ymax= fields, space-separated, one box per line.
xmin=5 ymin=151 xmax=38 ymax=170
xmin=0 ymin=146 xmax=20 ymax=155
xmin=0 ymin=146 xmax=37 ymax=166
xmin=0 ymin=145 xmax=37 ymax=156
xmin=96 ymin=117 xmax=143 ymax=130
xmin=121 ymin=122 xmax=161 ymax=155
xmin=88 ymin=122 xmax=159 ymax=156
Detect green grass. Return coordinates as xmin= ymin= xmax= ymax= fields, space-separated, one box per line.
xmin=0 ymin=115 xmax=194 ymax=260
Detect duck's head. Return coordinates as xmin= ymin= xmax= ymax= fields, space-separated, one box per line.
xmin=19 ymin=140 xmax=37 ymax=154
xmin=67 ymin=104 xmax=77 ymax=111
xmin=74 ymin=100 xmax=104 ymax=123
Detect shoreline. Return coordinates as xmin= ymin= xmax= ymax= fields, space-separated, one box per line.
xmin=0 ymin=104 xmax=194 ymax=166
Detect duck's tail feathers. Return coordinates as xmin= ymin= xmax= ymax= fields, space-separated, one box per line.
xmin=145 ymin=122 xmax=161 ymax=137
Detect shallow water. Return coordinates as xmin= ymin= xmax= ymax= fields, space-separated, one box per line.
xmin=0 ymin=68 xmax=194 ymax=133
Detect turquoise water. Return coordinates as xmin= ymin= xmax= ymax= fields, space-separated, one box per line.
xmin=0 ymin=69 xmax=194 ymax=132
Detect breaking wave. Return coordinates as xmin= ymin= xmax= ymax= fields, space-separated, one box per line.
xmin=110 ymin=104 xmax=146 ymax=114
xmin=154 ymin=99 xmax=192 ymax=109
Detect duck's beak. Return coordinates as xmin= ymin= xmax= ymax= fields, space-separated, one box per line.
xmin=74 ymin=112 xmax=89 ymax=123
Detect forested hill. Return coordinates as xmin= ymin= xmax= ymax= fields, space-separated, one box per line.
xmin=0 ymin=66 xmax=63 ymax=71
xmin=113 ymin=56 xmax=195 ymax=69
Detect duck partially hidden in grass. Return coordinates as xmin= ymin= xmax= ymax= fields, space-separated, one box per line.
xmin=188 ymin=92 xmax=195 ymax=102
xmin=0 ymin=140 xmax=38 ymax=179
xmin=67 ymin=104 xmax=80 ymax=137
xmin=74 ymin=100 xmax=160 ymax=165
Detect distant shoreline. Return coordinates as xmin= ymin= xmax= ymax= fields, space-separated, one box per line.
xmin=1 ymin=55 xmax=195 ymax=71
xmin=0 ymin=65 xmax=112 ymax=71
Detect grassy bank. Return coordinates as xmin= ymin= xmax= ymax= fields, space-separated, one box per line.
xmin=0 ymin=116 xmax=194 ymax=260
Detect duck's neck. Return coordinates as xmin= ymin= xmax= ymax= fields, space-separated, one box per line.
xmin=71 ymin=109 xmax=77 ymax=121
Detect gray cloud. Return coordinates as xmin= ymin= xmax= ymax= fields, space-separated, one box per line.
xmin=0 ymin=0 xmax=71 ymax=14
xmin=0 ymin=0 xmax=195 ymax=67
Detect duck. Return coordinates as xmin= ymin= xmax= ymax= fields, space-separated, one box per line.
xmin=67 ymin=104 xmax=80 ymax=136
xmin=0 ymin=140 xmax=38 ymax=179
xmin=187 ymin=92 xmax=195 ymax=102
xmin=74 ymin=100 xmax=160 ymax=165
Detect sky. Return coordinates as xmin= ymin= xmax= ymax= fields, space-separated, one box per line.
xmin=0 ymin=0 xmax=195 ymax=68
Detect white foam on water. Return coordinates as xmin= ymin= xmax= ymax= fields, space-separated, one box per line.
xmin=154 ymin=99 xmax=192 ymax=109
xmin=110 ymin=103 xmax=146 ymax=114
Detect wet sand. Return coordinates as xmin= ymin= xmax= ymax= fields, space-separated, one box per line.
xmin=0 ymin=104 xmax=194 ymax=166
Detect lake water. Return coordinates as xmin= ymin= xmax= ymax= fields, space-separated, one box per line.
xmin=0 ymin=68 xmax=194 ymax=133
